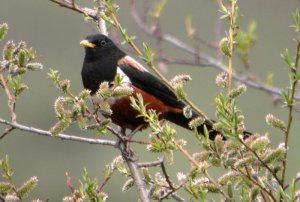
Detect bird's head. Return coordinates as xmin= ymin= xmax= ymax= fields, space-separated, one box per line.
xmin=80 ymin=34 xmax=125 ymax=62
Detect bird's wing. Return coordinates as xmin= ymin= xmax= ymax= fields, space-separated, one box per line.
xmin=117 ymin=56 xmax=186 ymax=109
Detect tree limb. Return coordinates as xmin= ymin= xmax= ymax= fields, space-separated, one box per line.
xmin=0 ymin=118 xmax=117 ymax=146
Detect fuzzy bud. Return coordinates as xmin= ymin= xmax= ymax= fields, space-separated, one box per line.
xmin=265 ymin=113 xmax=286 ymax=131
xmin=26 ymin=62 xmax=43 ymax=71
xmin=17 ymin=176 xmax=38 ymax=199
xmin=219 ymin=37 xmax=231 ymax=56
xmin=0 ymin=182 xmax=12 ymax=195
xmin=188 ymin=117 xmax=205 ymax=130
xmin=60 ymin=79 xmax=70 ymax=93
xmin=170 ymin=74 xmax=192 ymax=87
xmin=176 ymin=172 xmax=187 ymax=183
xmin=3 ymin=41 xmax=14 ymax=61
xmin=5 ymin=194 xmax=19 ymax=202
xmin=97 ymin=81 xmax=111 ymax=99
xmin=18 ymin=49 xmax=26 ymax=67
xmin=122 ymin=178 xmax=134 ymax=192
xmin=229 ymin=84 xmax=247 ymax=99
xmin=250 ymin=135 xmax=270 ymax=151
xmin=263 ymin=147 xmax=286 ymax=164
xmin=215 ymin=72 xmax=228 ymax=88
xmin=62 ymin=197 xmax=74 ymax=202
xmin=78 ymin=89 xmax=91 ymax=99
xmin=234 ymin=156 xmax=255 ymax=168
xmin=98 ymin=192 xmax=108 ymax=201
xmin=218 ymin=171 xmax=240 ymax=185
xmin=112 ymin=86 xmax=133 ymax=97
xmin=50 ymin=120 xmax=71 ymax=135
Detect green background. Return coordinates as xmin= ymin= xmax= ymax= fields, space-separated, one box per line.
xmin=1 ymin=0 xmax=300 ymax=201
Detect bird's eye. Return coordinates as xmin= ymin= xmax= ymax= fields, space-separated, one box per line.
xmin=100 ymin=40 xmax=106 ymax=46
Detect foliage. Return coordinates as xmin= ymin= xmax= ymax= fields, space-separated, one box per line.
xmin=1 ymin=1 xmax=300 ymax=202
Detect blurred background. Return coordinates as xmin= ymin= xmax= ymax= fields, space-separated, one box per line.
xmin=1 ymin=0 xmax=300 ymax=201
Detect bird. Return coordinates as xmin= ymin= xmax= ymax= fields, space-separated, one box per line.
xmin=80 ymin=34 xmax=250 ymax=139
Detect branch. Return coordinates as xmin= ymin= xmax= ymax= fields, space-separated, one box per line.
xmin=48 ymin=0 xmax=97 ymax=20
xmin=0 ymin=118 xmax=117 ymax=146
xmin=123 ymin=155 xmax=149 ymax=202
xmin=137 ymin=156 xmax=164 ymax=168
xmin=0 ymin=74 xmax=17 ymax=122
xmin=172 ymin=139 xmax=230 ymax=200
xmin=129 ymin=0 xmax=300 ymax=103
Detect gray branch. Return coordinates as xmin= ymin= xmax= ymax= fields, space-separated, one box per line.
xmin=124 ymin=157 xmax=150 ymax=202
xmin=0 ymin=118 xmax=117 ymax=146
xmin=129 ymin=0 xmax=300 ymax=102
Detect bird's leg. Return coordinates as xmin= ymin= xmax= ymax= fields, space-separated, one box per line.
xmin=127 ymin=124 xmax=146 ymax=140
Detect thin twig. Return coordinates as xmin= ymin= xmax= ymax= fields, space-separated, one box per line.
xmin=227 ymin=0 xmax=235 ymax=93
xmin=48 ymin=0 xmax=97 ymax=20
xmin=235 ymin=168 xmax=276 ymax=201
xmin=172 ymin=139 xmax=231 ymax=200
xmin=160 ymin=160 xmax=175 ymax=191
xmin=129 ymin=0 xmax=300 ymax=104
xmin=97 ymin=171 xmax=114 ymax=192
xmin=111 ymin=6 xmax=212 ymax=125
xmin=0 ymin=74 xmax=16 ymax=122
xmin=282 ymin=41 xmax=300 ymax=186
xmin=0 ymin=127 xmax=15 ymax=139
xmin=238 ymin=138 xmax=282 ymax=186
xmin=65 ymin=172 xmax=75 ymax=194
xmin=0 ymin=118 xmax=117 ymax=146
xmin=137 ymin=156 xmax=164 ymax=168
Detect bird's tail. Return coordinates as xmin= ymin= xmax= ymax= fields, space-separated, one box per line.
xmin=165 ymin=111 xmax=251 ymax=140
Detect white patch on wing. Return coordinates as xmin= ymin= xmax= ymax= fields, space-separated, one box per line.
xmin=124 ymin=55 xmax=149 ymax=72
xmin=117 ymin=67 xmax=132 ymax=85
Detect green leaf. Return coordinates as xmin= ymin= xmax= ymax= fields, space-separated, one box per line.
xmin=0 ymin=155 xmax=13 ymax=180
xmin=18 ymin=49 xmax=26 ymax=67
xmin=281 ymin=49 xmax=292 ymax=68
xmin=150 ymin=0 xmax=168 ymax=18
xmin=0 ymin=23 xmax=8 ymax=41
xmin=142 ymin=43 xmax=154 ymax=64
xmin=3 ymin=41 xmax=14 ymax=61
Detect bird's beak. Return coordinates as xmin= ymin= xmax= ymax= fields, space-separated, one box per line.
xmin=80 ymin=40 xmax=96 ymax=48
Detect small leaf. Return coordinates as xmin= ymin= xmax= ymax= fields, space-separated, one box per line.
xmin=0 ymin=23 xmax=8 ymax=41
xmin=3 ymin=41 xmax=14 ymax=61
xmin=265 ymin=73 xmax=273 ymax=86
xmin=281 ymin=49 xmax=292 ymax=68
xmin=142 ymin=43 xmax=154 ymax=64
xmin=185 ymin=16 xmax=196 ymax=37
xmin=18 ymin=50 xmax=26 ymax=67
xmin=150 ymin=0 xmax=168 ymax=18
xmin=142 ymin=168 xmax=152 ymax=183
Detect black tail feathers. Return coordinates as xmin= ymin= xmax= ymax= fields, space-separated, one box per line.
xmin=164 ymin=111 xmax=252 ymax=140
